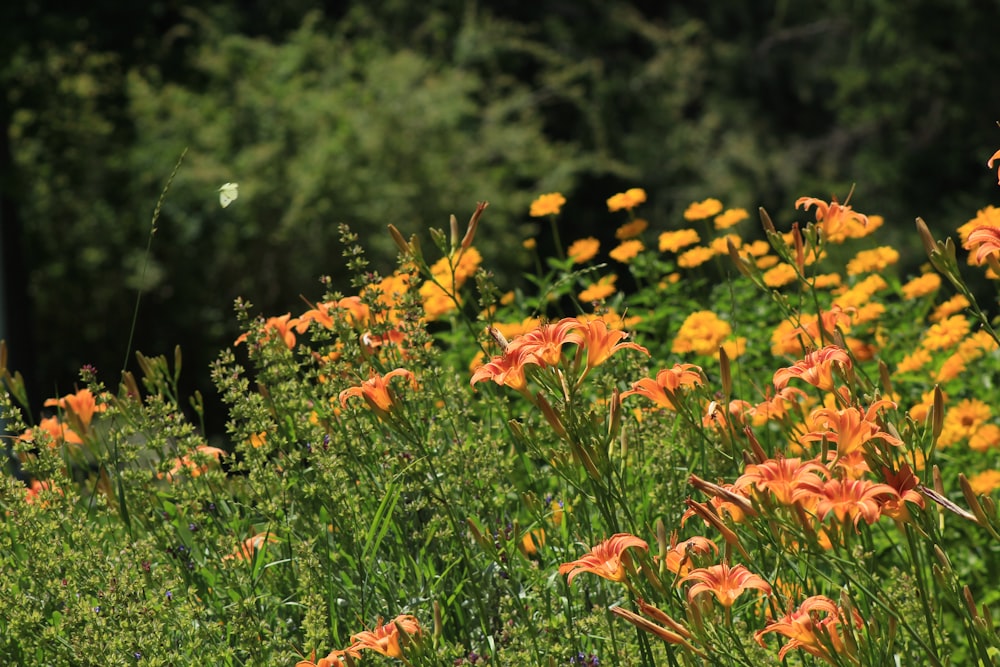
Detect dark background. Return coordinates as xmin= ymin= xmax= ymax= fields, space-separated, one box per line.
xmin=3 ymin=0 xmax=1000 ymax=437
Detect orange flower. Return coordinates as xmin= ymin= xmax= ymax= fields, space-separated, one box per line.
xmin=735 ymin=457 xmax=829 ymax=506
xmin=801 ymin=400 xmax=903 ymax=463
xmin=795 ymin=196 xmax=870 ymax=243
xmin=621 ymin=364 xmax=704 ymax=411
xmin=567 ymin=237 xmax=600 ymax=263
xmin=571 ymin=318 xmax=649 ymax=370
xmin=773 ymin=345 xmax=851 ymax=391
xmin=529 ymin=192 xmax=566 ymax=217
xmin=755 ymin=595 xmax=860 ymax=662
xmin=348 ymin=614 xmax=421 ymax=658
xmin=470 ymin=344 xmax=539 ymax=393
xmin=877 ymin=463 xmax=925 ymax=521
xmin=680 ymin=563 xmax=771 ymax=607
xmin=158 ymin=444 xmax=226 ymax=481
xmin=513 ymin=318 xmax=584 ymax=367
xmin=607 ymin=188 xmax=647 ymax=212
xmin=988 ymin=147 xmax=1000 ymax=185
xmin=339 ymin=369 xmax=416 ymax=416
xmin=663 ymin=536 xmax=719 ymax=576
xmin=558 ymin=533 xmax=649 ymax=585
xmin=21 ymin=416 xmax=84 ymax=447
xmin=224 ymin=530 xmax=278 ymax=562
xmin=684 ymin=198 xmax=724 ymax=221
xmin=795 ymin=478 xmax=899 ymax=528
xmin=295 ymin=649 xmax=354 ymax=667
xmin=235 ymin=313 xmax=300 ymax=349
xmin=44 ymin=388 xmax=106 ymax=431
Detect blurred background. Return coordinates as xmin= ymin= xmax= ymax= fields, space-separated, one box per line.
xmin=3 ymin=0 xmax=1000 ymax=437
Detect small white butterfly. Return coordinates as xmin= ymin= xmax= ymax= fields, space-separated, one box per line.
xmin=218 ymin=182 xmax=239 ymax=208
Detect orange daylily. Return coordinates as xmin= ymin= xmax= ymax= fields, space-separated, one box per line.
xmin=796 ymin=196 xmax=870 ymax=243
xmin=755 ymin=595 xmax=861 ymax=663
xmin=347 ymin=614 xmax=421 ymax=658
xmin=621 ymin=364 xmax=704 ymax=411
xmin=21 ymin=416 xmax=84 ymax=447
xmin=662 ymin=536 xmax=719 ymax=576
xmin=801 ymin=400 xmax=903 ymax=471
xmin=235 ymin=313 xmax=300 ymax=349
xmin=989 ymin=147 xmax=1000 ymax=185
xmin=795 ymin=477 xmax=899 ymax=528
xmin=470 ymin=343 xmax=540 ymax=394
xmin=224 ymin=530 xmax=278 ymax=562
xmin=878 ymin=463 xmax=925 ymax=522
xmin=158 ymin=444 xmax=226 ymax=481
xmin=965 ymin=225 xmax=1000 ymax=267
xmin=512 ymin=318 xmax=583 ymax=367
xmin=571 ymin=318 xmax=649 ymax=370
xmin=558 ymin=533 xmax=649 ymax=586
xmin=734 ymin=457 xmax=829 ymax=506
xmin=772 ymin=345 xmax=851 ymax=391
xmin=680 ymin=562 xmax=772 ymax=607
xmin=339 ymin=368 xmax=416 ymax=416
xmin=44 ymin=388 xmax=106 ymax=431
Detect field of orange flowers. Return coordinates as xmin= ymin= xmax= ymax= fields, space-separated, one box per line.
xmin=2 ymin=154 xmax=1000 ymax=665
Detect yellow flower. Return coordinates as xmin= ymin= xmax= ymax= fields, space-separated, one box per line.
xmin=523 ymin=238 xmax=537 ymax=250
xmin=658 ymin=229 xmax=700 ymax=253
xmin=615 ymin=218 xmax=649 ymax=239
xmin=935 ymin=353 xmax=966 ymax=383
xmin=742 ymin=240 xmax=771 ymax=257
xmin=756 ymin=255 xmax=780 ymax=270
xmin=709 ymin=233 xmax=742 ymax=254
xmin=970 ymin=424 xmax=1000 ymax=452
xmin=846 ymin=246 xmax=900 ymax=276
xmin=967 ymin=470 xmax=1000 ymax=495
xmin=579 ymin=275 xmax=618 ymax=302
xmin=938 ymin=398 xmax=991 ymax=447
xmin=672 ymin=311 xmax=732 ymax=356
xmin=684 ymin=198 xmax=724 ymax=221
xmin=811 ymin=273 xmax=842 ymax=289
xmin=609 ymin=239 xmax=645 ymax=263
xmin=677 ymin=246 xmax=716 ymax=268
xmin=832 ymin=274 xmax=888 ymax=309
xmin=607 ymin=188 xmax=647 ymax=212
xmin=567 ymin=237 xmax=600 ymax=263
xmin=930 ymin=294 xmax=970 ymax=322
xmin=763 ymin=263 xmax=798 ymax=288
xmin=714 ymin=207 xmax=749 ymax=229
xmin=921 ymin=315 xmax=970 ymax=351
xmin=721 ymin=337 xmax=747 ymax=360
xmin=901 ymin=273 xmax=941 ymax=299
xmin=530 ymin=192 xmax=566 ymax=217
xmin=850 ymin=302 xmax=885 ymax=325
xmin=894 ymin=349 xmax=931 ymax=374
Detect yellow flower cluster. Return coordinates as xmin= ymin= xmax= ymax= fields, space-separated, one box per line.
xmin=671 ymin=311 xmax=732 ymax=356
